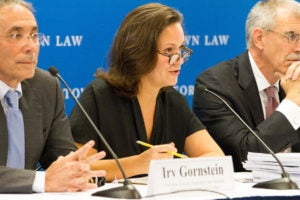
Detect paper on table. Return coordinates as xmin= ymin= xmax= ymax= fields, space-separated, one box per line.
xmin=243 ymin=152 xmax=300 ymax=185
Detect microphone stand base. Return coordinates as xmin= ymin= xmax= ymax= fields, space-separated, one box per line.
xmin=92 ymin=184 xmax=142 ymax=199
xmin=253 ymin=177 xmax=298 ymax=190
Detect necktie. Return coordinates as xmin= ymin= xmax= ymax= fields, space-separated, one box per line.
xmin=264 ymin=86 xmax=279 ymax=119
xmin=4 ymin=90 xmax=25 ymax=169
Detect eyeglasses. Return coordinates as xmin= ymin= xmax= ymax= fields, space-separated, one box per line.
xmin=267 ymin=29 xmax=300 ymax=45
xmin=157 ymin=45 xmax=193 ymax=65
xmin=0 ymin=33 xmax=45 ymax=45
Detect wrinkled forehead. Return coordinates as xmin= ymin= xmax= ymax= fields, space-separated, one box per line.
xmin=0 ymin=3 xmax=37 ymax=32
xmin=273 ymin=7 xmax=300 ymax=31
xmin=0 ymin=2 xmax=34 ymax=19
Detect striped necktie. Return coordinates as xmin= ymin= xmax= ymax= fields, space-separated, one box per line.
xmin=4 ymin=90 xmax=25 ymax=169
xmin=264 ymin=86 xmax=279 ymax=119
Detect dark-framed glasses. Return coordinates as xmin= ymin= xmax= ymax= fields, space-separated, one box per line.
xmin=0 ymin=32 xmax=45 ymax=45
xmin=157 ymin=45 xmax=193 ymax=65
xmin=267 ymin=29 xmax=300 ymax=45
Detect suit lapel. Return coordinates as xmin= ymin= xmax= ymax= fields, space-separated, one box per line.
xmin=20 ymin=80 xmax=43 ymax=169
xmin=278 ymin=84 xmax=285 ymax=101
xmin=237 ymin=51 xmax=264 ymax=126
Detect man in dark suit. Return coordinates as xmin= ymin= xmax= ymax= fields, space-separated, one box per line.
xmin=193 ymin=0 xmax=300 ymax=172
xmin=0 ymin=0 xmax=106 ymax=193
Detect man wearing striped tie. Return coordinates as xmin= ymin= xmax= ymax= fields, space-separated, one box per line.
xmin=193 ymin=0 xmax=300 ymax=172
xmin=0 ymin=0 xmax=106 ymax=193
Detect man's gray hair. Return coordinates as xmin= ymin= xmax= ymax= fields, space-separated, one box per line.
xmin=246 ymin=0 xmax=300 ymax=48
xmin=0 ymin=0 xmax=33 ymax=12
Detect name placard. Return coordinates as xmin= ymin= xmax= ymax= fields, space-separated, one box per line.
xmin=147 ymin=156 xmax=234 ymax=196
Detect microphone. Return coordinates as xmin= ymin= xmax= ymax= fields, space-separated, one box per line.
xmin=48 ymin=66 xmax=142 ymax=199
xmin=198 ymin=85 xmax=298 ymax=190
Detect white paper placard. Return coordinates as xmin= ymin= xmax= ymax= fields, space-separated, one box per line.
xmin=147 ymin=156 xmax=234 ymax=196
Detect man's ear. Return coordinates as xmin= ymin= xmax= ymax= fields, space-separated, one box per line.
xmin=252 ymin=27 xmax=266 ymax=50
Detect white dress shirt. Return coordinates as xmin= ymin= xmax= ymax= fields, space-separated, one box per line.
xmin=249 ymin=52 xmax=300 ymax=130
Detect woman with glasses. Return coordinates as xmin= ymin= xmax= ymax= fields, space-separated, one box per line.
xmin=70 ymin=3 xmax=224 ymax=181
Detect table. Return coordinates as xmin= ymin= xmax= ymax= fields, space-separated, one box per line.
xmin=1 ymin=173 xmax=300 ymax=199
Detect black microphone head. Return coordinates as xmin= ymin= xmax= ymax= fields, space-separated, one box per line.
xmin=48 ymin=66 xmax=59 ymax=77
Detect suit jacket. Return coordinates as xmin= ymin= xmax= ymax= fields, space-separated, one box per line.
xmin=193 ymin=50 xmax=300 ymax=171
xmin=0 ymin=68 xmax=76 ymax=193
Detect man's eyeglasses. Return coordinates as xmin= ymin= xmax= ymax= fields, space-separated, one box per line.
xmin=0 ymin=33 xmax=45 ymax=45
xmin=157 ymin=45 xmax=193 ymax=65
xmin=267 ymin=29 xmax=300 ymax=45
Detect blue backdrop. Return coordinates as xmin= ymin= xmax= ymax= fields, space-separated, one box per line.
xmin=28 ymin=0 xmax=260 ymax=115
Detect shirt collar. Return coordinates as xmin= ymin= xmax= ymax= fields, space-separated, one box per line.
xmin=248 ymin=51 xmax=279 ymax=92
xmin=0 ymin=80 xmax=23 ymax=100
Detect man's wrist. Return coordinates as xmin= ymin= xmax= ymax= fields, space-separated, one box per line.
xmin=277 ymin=99 xmax=300 ymax=130
xmin=32 ymin=171 xmax=45 ymax=193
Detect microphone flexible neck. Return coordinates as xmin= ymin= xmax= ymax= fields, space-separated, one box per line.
xmin=49 ymin=66 xmax=142 ymax=198
xmin=204 ymin=88 xmax=288 ymax=177
xmin=56 ymin=73 xmax=129 ymax=182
